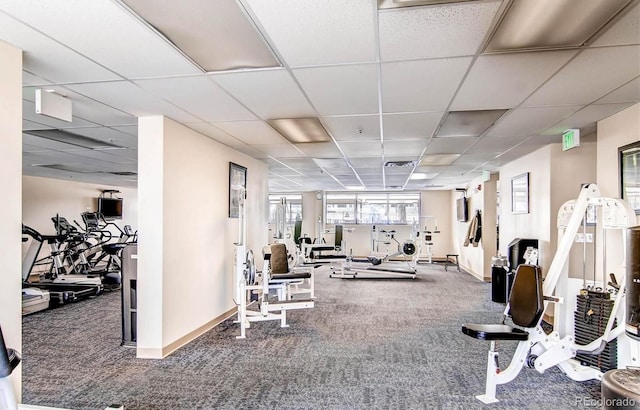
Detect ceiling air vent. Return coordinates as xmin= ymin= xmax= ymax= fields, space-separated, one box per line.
xmin=384 ymin=160 xmax=417 ymax=167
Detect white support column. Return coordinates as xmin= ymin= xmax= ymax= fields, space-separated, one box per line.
xmin=136 ymin=116 xmax=165 ymax=358
xmin=0 ymin=40 xmax=23 ymax=402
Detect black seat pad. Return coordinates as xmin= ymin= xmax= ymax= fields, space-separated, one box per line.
xmin=461 ymin=324 xmax=529 ymax=341
xmin=271 ymin=272 xmax=311 ymax=281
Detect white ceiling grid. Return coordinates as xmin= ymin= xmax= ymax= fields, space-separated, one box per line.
xmin=0 ymin=0 xmax=637 ymax=190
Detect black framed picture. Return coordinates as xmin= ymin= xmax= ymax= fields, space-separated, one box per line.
xmin=511 ymin=172 xmax=529 ymax=214
xmin=229 ymin=162 xmax=247 ymax=218
xmin=620 ymin=141 xmax=640 ymax=215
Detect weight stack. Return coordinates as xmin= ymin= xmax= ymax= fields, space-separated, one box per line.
xmin=574 ymin=293 xmax=617 ymax=372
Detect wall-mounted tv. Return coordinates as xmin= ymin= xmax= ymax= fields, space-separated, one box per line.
xmin=98 ymin=197 xmax=123 ymax=219
xmin=456 ymin=197 xmax=468 ymax=222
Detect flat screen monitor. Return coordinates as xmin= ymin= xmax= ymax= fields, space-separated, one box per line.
xmin=98 ymin=197 xmax=123 ymax=219
xmin=456 ymin=197 xmax=468 ymax=222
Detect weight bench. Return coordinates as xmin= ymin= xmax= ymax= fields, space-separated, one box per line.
xmin=461 ymin=264 xmax=544 ymax=403
xmin=0 ymin=325 xmax=20 ymax=410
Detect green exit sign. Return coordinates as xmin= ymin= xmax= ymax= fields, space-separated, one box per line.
xmin=562 ymin=129 xmax=580 ymax=151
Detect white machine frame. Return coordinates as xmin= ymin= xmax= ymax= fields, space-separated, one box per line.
xmin=233 ymin=191 xmax=314 ymax=339
xmin=469 ymin=184 xmax=639 ymax=404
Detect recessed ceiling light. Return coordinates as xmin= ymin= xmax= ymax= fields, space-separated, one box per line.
xmin=485 ymin=0 xmax=633 ymax=53
xmin=410 ymin=173 xmax=434 ymax=180
xmin=378 ymin=0 xmax=479 ymax=10
xmin=419 ymin=154 xmax=460 ymax=166
xmin=346 ymin=186 xmax=365 ymax=190
xmin=268 ymin=118 xmax=331 ymax=143
xmin=436 ymin=110 xmax=507 ymax=138
xmin=119 ymin=0 xmax=281 ymax=72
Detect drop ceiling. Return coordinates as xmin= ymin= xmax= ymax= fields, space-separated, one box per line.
xmin=1 ymin=0 xmax=638 ymax=191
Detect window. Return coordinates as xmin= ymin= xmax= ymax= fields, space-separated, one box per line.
xmin=268 ymin=194 xmax=302 ymax=224
xmin=326 ymin=194 xmax=356 ymax=224
xmin=326 ymin=192 xmax=420 ymax=225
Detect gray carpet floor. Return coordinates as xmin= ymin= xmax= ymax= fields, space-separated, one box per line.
xmin=22 ymin=263 xmax=600 ymax=409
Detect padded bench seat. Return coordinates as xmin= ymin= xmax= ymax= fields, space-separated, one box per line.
xmin=462 ymin=324 xmax=529 ymax=341
xmin=271 ymin=271 xmax=312 ymax=281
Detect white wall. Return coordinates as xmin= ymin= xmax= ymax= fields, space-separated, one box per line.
xmin=597 ymin=103 xmax=640 ymax=199
xmin=0 ymin=40 xmax=22 ymax=401
xmin=596 ymin=103 xmax=640 ymax=283
xmin=450 ymin=174 xmax=498 ymax=280
xmin=137 ymin=116 xmax=268 ymax=358
xmin=22 ymin=176 xmax=138 ymax=235
xmin=499 ymin=145 xmax=553 ymax=273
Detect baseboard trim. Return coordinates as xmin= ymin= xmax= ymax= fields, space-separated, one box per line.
xmin=137 ymin=306 xmax=237 ymax=359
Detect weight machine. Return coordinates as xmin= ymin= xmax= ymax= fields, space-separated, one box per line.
xmin=233 ymin=189 xmax=314 ymax=339
xmin=415 ymin=216 xmax=440 ymax=264
xmin=462 ymin=184 xmax=639 ymax=403
xmin=330 ymin=225 xmax=417 ymax=279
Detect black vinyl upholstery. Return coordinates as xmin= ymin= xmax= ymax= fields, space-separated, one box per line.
xmin=461 ymin=264 xmax=543 ymax=341
xmin=508 ymin=264 xmax=544 ymax=328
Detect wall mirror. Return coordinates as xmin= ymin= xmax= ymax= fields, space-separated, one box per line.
xmin=620 ymin=141 xmax=640 ymax=214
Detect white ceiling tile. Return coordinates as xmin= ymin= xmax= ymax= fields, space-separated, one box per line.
xmin=22 ymin=133 xmax=76 ymax=151
xmin=186 ymin=122 xmax=233 ymax=140
xmin=66 ymin=81 xmax=201 ymax=123
xmin=213 ymin=121 xmax=288 ymax=145
xmin=338 ymin=141 xmax=382 ymax=156
xmin=23 ymin=86 xmax=136 ymax=126
xmin=425 ymin=137 xmax=477 ymax=154
xmin=523 ymin=45 xmax=640 ymax=107
xmin=543 ymin=102 xmax=634 ymax=135
xmin=0 ymin=0 xmax=201 ymax=78
xmin=322 ymin=115 xmax=380 ymax=141
xmin=22 ymin=99 xmax=98 ymax=129
xmin=22 ymin=72 xmax=52 ymax=87
xmin=294 ymin=142 xmax=342 ymax=158
xmin=451 ymin=50 xmax=577 ymax=111
xmin=135 ymin=76 xmax=255 ymax=122
xmin=381 ymin=58 xmax=472 ymax=112
xmin=245 ymin=0 xmax=376 ymax=66
xmin=351 ymin=157 xmax=384 ymax=168
xmin=465 ymin=135 xmax=530 ymax=154
xmin=487 ymin=106 xmax=581 ymax=137
xmin=0 ymin=12 xmax=122 ymax=83
xmin=383 ymin=112 xmax=444 ymax=140
xmin=110 ymin=125 xmax=138 ymax=137
xmin=253 ymin=144 xmax=305 ymax=158
xmin=383 ymin=140 xmax=427 ymax=156
xmin=212 ymin=69 xmax=315 ymax=119
xmin=278 ymin=158 xmax=319 ymax=170
xmin=596 ymin=76 xmax=640 ymax=103
xmin=293 ymin=65 xmax=378 ymax=115
xmin=452 ymin=153 xmax=497 ymax=167
xmin=23 ymin=119 xmax=50 ymax=130
xmin=378 ymin=1 xmax=501 ymax=60
xmin=591 ymin=2 xmax=640 ymax=47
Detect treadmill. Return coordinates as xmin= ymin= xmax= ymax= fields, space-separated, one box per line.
xmin=22 ymin=224 xmax=103 ymax=305
xmin=21 ymin=236 xmax=50 ymax=315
